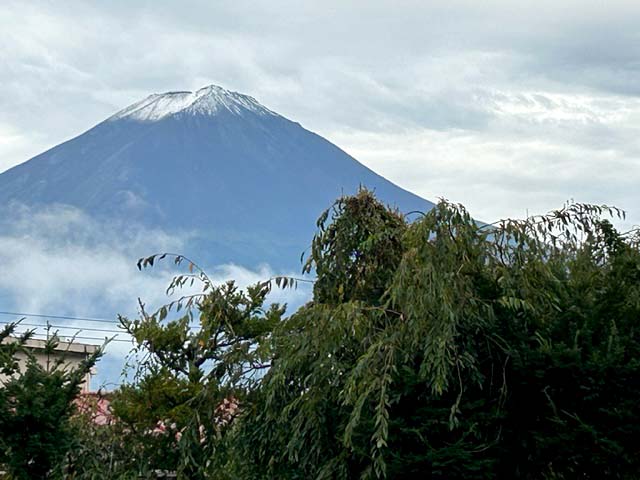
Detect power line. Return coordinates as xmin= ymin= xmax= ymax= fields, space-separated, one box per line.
xmin=0 ymin=311 xmax=203 ymax=331
xmin=0 ymin=320 xmax=124 ymax=335
xmin=0 ymin=310 xmax=208 ymax=339
xmin=0 ymin=310 xmax=118 ymax=325
xmin=9 ymin=329 xmax=131 ymax=344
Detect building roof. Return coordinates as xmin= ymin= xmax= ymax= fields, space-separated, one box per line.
xmin=2 ymin=336 xmax=98 ymax=355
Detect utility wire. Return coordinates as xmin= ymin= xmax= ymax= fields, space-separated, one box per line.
xmin=0 ymin=310 xmax=118 ymax=324
xmin=0 ymin=320 xmax=124 ymax=334
xmin=0 ymin=311 xmax=203 ymax=331
xmin=10 ymin=329 xmax=131 ymax=344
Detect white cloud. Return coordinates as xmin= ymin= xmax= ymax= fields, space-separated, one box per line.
xmin=327 ymin=88 xmax=640 ymax=229
xmin=0 ymin=204 xmax=310 ymax=386
xmin=0 ymin=123 xmax=45 ymax=174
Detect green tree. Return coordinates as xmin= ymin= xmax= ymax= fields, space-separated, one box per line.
xmin=229 ymin=191 xmax=640 ymax=479
xmin=0 ymin=321 xmax=33 ymax=377
xmin=103 ymin=255 xmax=285 ymax=478
xmin=0 ymin=323 xmax=103 ymax=480
xmin=62 ymin=403 xmax=141 ymax=480
xmin=83 ymin=190 xmax=639 ymax=479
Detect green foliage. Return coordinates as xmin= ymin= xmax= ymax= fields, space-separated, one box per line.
xmin=9 ymin=190 xmax=638 ymax=479
xmin=304 ymin=189 xmax=406 ymax=305
xmin=63 ymin=408 xmax=154 ymax=480
xmin=230 ymin=191 xmax=640 ymax=479
xmin=0 ymin=322 xmax=34 ymax=376
xmin=0 ymin=325 xmax=103 ymax=480
xmin=107 ymin=255 xmax=285 ymax=478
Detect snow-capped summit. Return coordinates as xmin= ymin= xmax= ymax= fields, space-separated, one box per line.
xmin=111 ymin=84 xmax=277 ymax=122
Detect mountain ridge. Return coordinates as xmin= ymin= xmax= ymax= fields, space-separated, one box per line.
xmin=0 ymin=85 xmax=435 ymax=270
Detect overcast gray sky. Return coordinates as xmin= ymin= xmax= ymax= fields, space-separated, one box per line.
xmin=1 ymin=0 xmax=639 ymax=226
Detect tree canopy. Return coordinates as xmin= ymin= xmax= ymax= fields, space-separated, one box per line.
xmin=2 ymin=189 xmax=639 ymax=479
xmin=0 ymin=324 xmax=103 ymax=480
xmin=229 ymin=191 xmax=640 ymax=479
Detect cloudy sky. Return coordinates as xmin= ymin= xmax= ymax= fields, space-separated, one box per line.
xmin=2 ymin=0 xmax=639 ymax=227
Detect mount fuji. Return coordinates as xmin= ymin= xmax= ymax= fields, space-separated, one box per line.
xmin=0 ymin=85 xmax=434 ymax=271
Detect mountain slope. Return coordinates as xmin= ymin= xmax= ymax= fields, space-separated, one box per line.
xmin=0 ymin=85 xmax=434 ymax=269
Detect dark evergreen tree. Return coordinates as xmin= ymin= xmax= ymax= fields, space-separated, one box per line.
xmin=0 ymin=324 xmax=102 ymax=479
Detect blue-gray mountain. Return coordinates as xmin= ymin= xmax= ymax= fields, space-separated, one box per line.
xmin=0 ymin=85 xmax=434 ymax=270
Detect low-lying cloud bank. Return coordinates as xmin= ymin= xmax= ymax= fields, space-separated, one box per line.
xmin=0 ymin=203 xmax=311 ymax=386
